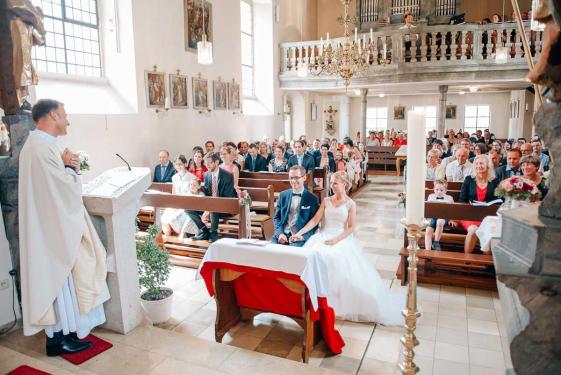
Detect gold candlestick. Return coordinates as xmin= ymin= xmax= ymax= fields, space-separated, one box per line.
xmin=399 ymin=218 xmax=427 ymax=375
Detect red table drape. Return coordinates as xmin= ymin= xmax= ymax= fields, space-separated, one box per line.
xmin=199 ymin=261 xmax=345 ymax=354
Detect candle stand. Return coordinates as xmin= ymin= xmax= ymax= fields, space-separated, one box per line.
xmin=399 ymin=218 xmax=427 ymax=375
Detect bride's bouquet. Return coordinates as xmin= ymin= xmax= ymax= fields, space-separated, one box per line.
xmin=76 ymin=150 xmax=90 ymax=172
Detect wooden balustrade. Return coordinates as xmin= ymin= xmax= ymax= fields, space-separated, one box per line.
xmin=280 ymin=21 xmax=540 ymax=77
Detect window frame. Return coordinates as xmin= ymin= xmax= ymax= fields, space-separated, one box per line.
xmin=31 ymin=0 xmax=102 ymax=77
xmin=464 ymin=105 xmax=491 ymax=134
xmin=366 ymin=106 xmax=389 ymax=132
xmin=412 ymin=105 xmax=437 ymax=132
xmin=240 ymin=0 xmax=255 ymax=98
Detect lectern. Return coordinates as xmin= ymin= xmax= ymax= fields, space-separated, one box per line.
xmin=82 ymin=167 xmax=151 ymax=334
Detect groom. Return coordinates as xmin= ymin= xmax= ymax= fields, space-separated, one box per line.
xmin=272 ymin=165 xmax=319 ymax=247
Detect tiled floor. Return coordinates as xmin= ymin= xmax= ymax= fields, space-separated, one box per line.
xmin=0 ymin=176 xmax=512 ymax=374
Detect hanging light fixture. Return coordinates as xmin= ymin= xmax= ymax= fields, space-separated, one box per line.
xmin=197 ymin=0 xmax=213 ymax=65
xmin=312 ymin=0 xmax=369 ymax=88
xmin=495 ymin=0 xmax=508 ymax=64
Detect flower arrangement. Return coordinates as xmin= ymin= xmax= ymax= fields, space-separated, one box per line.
xmin=397 ymin=192 xmax=406 ymax=208
xmin=238 ymin=190 xmax=252 ymax=206
xmin=494 ymin=176 xmax=541 ymax=201
xmin=77 ymin=150 xmax=90 ymax=172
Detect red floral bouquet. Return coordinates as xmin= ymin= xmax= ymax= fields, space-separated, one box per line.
xmin=397 ymin=192 xmax=406 ymax=207
xmin=494 ymin=176 xmax=541 ymax=201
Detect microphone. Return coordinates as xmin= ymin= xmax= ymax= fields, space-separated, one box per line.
xmin=115 ymin=153 xmax=131 ymax=171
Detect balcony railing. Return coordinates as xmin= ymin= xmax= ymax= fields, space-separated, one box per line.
xmin=279 ymin=21 xmax=541 ymax=87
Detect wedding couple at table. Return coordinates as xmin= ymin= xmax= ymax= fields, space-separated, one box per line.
xmin=272 ymin=166 xmax=404 ymax=325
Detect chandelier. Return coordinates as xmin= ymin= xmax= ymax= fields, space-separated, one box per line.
xmin=312 ymin=0 xmax=370 ymax=88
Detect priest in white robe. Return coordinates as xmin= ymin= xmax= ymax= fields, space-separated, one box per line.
xmin=19 ymin=99 xmax=110 ymax=356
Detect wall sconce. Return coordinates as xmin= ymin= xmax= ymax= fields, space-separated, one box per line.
xmin=232 ymin=110 xmax=244 ymax=115
xmin=198 ymin=108 xmax=212 ymax=115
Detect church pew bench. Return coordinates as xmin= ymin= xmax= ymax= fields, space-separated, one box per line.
xmin=424 ymin=189 xmax=461 ymax=201
xmin=240 ymin=168 xmax=329 ymax=202
xmin=396 ymin=202 xmax=500 ymax=290
xmin=425 ymin=180 xmax=463 ymax=191
xmin=139 ymin=192 xmax=249 ymax=268
xmin=137 ymin=183 xmax=174 ymax=230
xmin=222 ymin=185 xmax=275 ymax=240
xmin=366 ymin=146 xmax=400 ymax=175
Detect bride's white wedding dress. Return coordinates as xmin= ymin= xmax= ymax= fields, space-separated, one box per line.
xmin=304 ymin=197 xmax=405 ymax=325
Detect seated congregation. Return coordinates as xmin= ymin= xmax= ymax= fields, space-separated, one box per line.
xmin=397 ymin=129 xmax=549 ymax=290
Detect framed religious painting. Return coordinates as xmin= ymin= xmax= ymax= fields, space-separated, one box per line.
xmin=192 ymin=77 xmax=209 ymax=109
xmin=145 ymin=71 xmax=166 ymax=108
xmin=213 ymin=80 xmax=228 ymax=110
xmin=394 ymin=105 xmax=405 ymax=120
xmin=184 ymin=0 xmax=212 ymax=52
xmin=169 ymin=74 xmax=189 ymax=108
xmin=446 ymin=104 xmax=457 ymax=119
xmin=228 ymin=81 xmax=241 ymax=111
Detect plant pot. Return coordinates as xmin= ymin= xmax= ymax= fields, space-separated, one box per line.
xmin=140 ymin=287 xmax=173 ymax=324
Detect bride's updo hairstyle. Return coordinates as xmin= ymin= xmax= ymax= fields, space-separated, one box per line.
xmin=332 ymin=171 xmax=351 ymax=192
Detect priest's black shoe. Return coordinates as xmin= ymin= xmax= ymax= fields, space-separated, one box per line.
xmin=192 ymin=228 xmax=210 ymax=241
xmin=46 ymin=331 xmax=93 ymax=357
xmin=208 ymin=231 xmax=219 ymax=243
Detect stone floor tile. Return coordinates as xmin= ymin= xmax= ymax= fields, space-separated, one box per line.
xmin=467 ymin=332 xmax=502 ymax=352
xmin=467 ymin=319 xmax=500 ymax=336
xmin=338 ymin=321 xmax=375 ymax=341
xmin=80 ymin=342 xmax=167 ymax=375
xmin=437 ymin=314 xmax=468 ymax=331
xmin=436 ymin=326 xmax=468 ymax=346
xmin=466 ymin=307 xmax=496 ymax=322
xmin=433 ymin=359 xmax=469 ymax=375
xmin=255 ymin=338 xmax=296 ymax=358
xmin=149 ymin=358 xmax=225 ymax=374
xmin=468 ymin=365 xmax=505 ymax=375
xmin=438 ymin=304 xmax=467 ymax=318
xmin=357 ymin=358 xmax=398 ymax=375
xmin=320 ymin=355 xmax=361 ymax=374
xmin=434 ymin=342 xmax=469 ymax=364
xmin=468 ymin=347 xmax=506 ymax=370
xmin=466 ymin=296 xmax=494 ymax=309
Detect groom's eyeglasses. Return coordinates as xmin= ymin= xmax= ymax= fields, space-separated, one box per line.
xmin=288 ymin=176 xmax=303 ymax=181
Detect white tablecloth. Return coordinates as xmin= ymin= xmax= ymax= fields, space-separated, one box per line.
xmin=197 ymin=238 xmax=329 ymax=310
xmin=476 ymin=216 xmax=502 ymax=250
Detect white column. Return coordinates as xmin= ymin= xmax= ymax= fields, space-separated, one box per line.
xmin=360 ymin=89 xmax=369 ymax=143
xmin=339 ymin=95 xmax=351 ymax=140
xmin=437 ymin=85 xmax=448 ymax=138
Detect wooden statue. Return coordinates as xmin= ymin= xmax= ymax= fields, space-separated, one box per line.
xmin=0 ymin=0 xmax=45 ymax=115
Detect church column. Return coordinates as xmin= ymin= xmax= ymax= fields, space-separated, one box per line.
xmin=437 ymin=85 xmax=448 ymax=138
xmin=360 ymin=89 xmax=369 ymax=143
xmin=339 ymin=95 xmax=351 ymax=140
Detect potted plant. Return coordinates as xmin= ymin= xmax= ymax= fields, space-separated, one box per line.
xmin=136 ymin=225 xmax=173 ymax=324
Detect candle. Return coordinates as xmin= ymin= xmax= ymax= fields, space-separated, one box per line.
xmin=382 ymin=42 xmax=387 ymax=58
xmin=320 ymin=37 xmax=324 ymax=55
xmin=370 ymin=28 xmax=373 ymax=44
xmin=164 ymin=96 xmax=170 ymax=109
xmin=405 ymin=110 xmax=426 ymax=226
xmin=363 ymin=34 xmax=366 ymax=49
xmin=354 ymin=28 xmax=358 ymax=43
xmin=326 ymin=32 xmax=330 ymax=43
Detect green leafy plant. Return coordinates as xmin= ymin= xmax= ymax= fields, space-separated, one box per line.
xmin=136 ymin=225 xmax=172 ymax=301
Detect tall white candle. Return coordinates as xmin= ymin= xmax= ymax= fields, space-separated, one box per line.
xmin=354 ymin=28 xmax=358 ymax=43
xmin=326 ymin=32 xmax=330 ymax=43
xmin=370 ymin=28 xmax=373 ymax=43
xmin=405 ymin=110 xmax=426 ymax=226
xmin=320 ymin=37 xmax=324 ymax=54
xmin=383 ymin=42 xmax=387 ymax=58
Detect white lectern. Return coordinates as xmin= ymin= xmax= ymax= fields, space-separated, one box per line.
xmin=82 ymin=167 xmax=151 ymax=334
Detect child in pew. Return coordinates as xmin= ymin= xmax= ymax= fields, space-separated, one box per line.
xmin=174 ymin=179 xmax=205 ymax=241
xmin=425 ymin=180 xmax=455 ymax=251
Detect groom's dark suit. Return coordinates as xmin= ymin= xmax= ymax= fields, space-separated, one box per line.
xmin=272 ymin=188 xmax=319 ymax=247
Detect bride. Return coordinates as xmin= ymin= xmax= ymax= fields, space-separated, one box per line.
xmin=290 ymin=171 xmax=404 ymax=325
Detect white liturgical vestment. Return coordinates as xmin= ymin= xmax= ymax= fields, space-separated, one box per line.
xmin=19 ymin=130 xmax=110 ymax=337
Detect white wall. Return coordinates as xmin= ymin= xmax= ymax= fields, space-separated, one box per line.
xmin=33 ymin=0 xmax=283 ymax=180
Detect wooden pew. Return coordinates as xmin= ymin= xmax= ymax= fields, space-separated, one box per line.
xmin=397 ymin=202 xmax=500 ymax=290
xmin=424 ymin=189 xmax=461 ymax=201
xmin=222 ymin=185 xmax=275 ymax=240
xmin=139 ymin=192 xmax=248 ymax=268
xmin=240 ymin=168 xmax=329 ymax=201
xmin=425 ymin=180 xmax=463 ymax=191
xmin=366 ymin=146 xmax=400 ymax=175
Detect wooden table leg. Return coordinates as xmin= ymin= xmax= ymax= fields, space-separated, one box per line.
xmin=301 ymin=309 xmax=313 ymax=363
xmin=396 ymin=158 xmax=401 ymax=176
xmin=213 ymin=270 xmax=241 ymax=343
